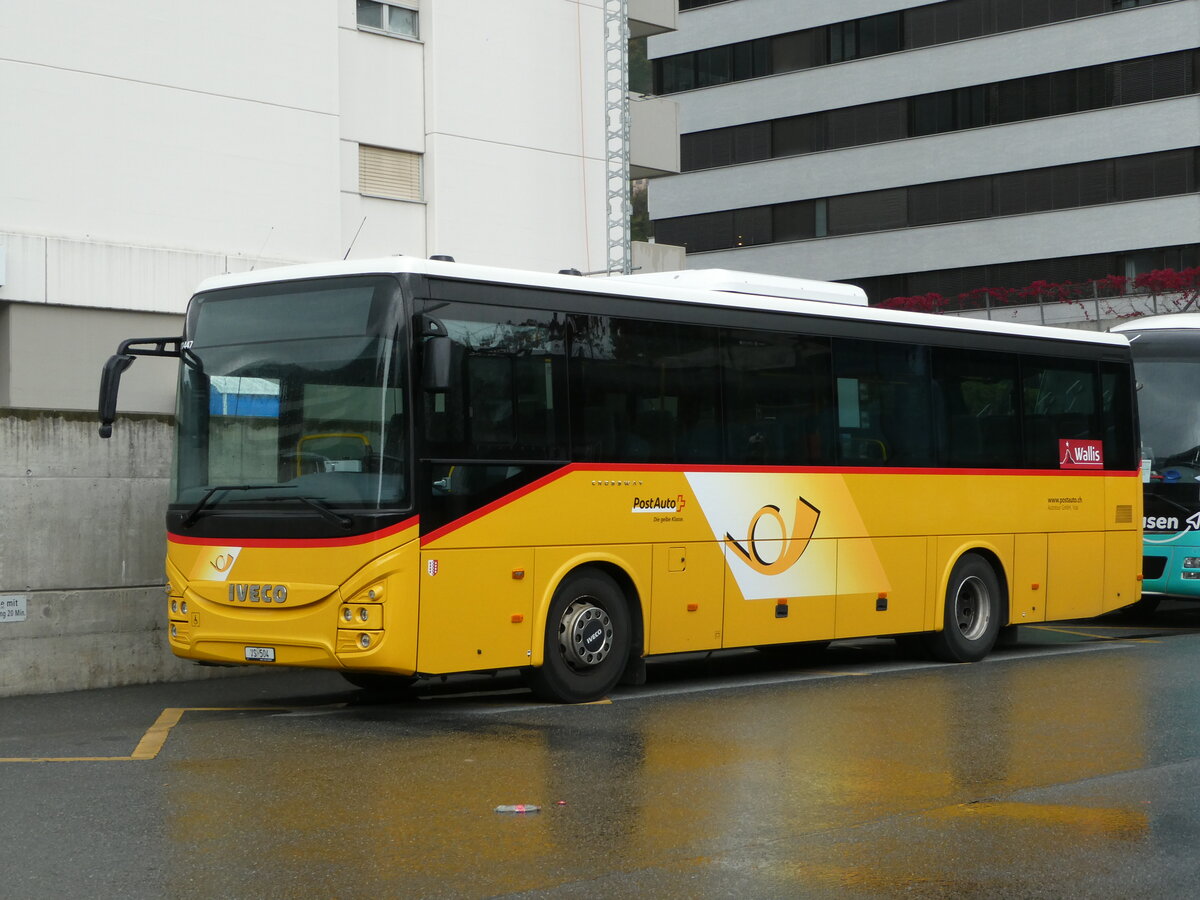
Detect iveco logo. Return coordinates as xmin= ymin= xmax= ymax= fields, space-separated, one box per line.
xmin=227 ymin=583 xmax=288 ymax=604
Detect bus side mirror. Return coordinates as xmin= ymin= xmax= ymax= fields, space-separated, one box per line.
xmin=97 ymin=336 xmax=184 ymax=438
xmin=422 ymin=336 xmax=452 ymax=393
xmin=98 ymin=354 xmax=136 ymax=438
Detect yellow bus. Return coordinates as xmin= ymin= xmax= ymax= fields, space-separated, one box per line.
xmin=98 ymin=258 xmax=1141 ymax=702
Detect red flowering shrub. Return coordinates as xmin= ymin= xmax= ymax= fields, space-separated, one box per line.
xmin=878 ymin=268 xmax=1200 ymax=313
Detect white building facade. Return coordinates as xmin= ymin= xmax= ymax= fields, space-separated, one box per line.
xmin=648 ymin=0 xmax=1199 ymax=314
xmin=0 ymin=0 xmax=678 ymax=695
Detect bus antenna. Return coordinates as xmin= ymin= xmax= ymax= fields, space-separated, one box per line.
xmin=344 ymin=217 xmax=367 ymax=259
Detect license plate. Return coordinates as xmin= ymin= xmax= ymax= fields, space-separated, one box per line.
xmin=244 ymin=646 xmax=276 ymax=662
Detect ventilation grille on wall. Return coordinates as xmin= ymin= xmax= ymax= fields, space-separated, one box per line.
xmin=359 ymin=145 xmax=422 ymax=201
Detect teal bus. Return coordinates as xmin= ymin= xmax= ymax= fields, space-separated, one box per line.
xmin=1114 ymin=314 xmax=1200 ymax=612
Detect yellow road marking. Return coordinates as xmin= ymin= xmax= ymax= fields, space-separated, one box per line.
xmin=931 ymin=801 xmax=1148 ymax=837
xmin=0 ymin=706 xmax=297 ymax=763
xmin=1028 ymin=624 xmax=1160 ymax=643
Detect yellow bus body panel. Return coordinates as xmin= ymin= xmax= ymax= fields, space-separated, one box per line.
xmin=166 ymin=521 xmax=421 ymax=675
xmin=165 ymin=466 xmax=1141 ymax=676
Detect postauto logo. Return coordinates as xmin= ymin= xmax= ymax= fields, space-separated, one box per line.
xmin=631 ymin=494 xmax=686 ymax=513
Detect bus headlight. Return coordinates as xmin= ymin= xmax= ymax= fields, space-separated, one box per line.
xmin=359 ymin=633 xmax=372 ymax=649
xmin=1183 ymin=558 xmax=1200 ymax=569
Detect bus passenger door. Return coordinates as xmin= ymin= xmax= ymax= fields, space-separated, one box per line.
xmin=416 ymin=548 xmax=534 ymax=675
xmin=647 ymin=542 xmax=725 ymax=654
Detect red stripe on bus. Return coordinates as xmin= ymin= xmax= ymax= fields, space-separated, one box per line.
xmin=168 ymin=515 xmax=420 ymax=549
xmin=419 ymin=467 xmax=578 ymax=545
xmin=417 ymin=462 xmax=1138 ymax=545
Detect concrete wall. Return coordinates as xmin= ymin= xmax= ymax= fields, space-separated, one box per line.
xmin=0 ymin=412 xmax=250 ymax=696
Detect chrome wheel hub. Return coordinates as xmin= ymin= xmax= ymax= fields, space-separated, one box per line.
xmin=954 ymin=574 xmax=991 ymax=641
xmin=558 ymin=599 xmax=613 ymax=669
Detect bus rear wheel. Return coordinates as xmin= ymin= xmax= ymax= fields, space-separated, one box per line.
xmin=524 ymin=568 xmax=632 ymax=703
xmin=924 ymin=553 xmax=1002 ymax=663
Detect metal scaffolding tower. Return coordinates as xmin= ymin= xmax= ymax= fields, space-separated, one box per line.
xmin=603 ymin=0 xmax=631 ymax=276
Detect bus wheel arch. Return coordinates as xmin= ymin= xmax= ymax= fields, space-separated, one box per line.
xmin=524 ymin=563 xmax=642 ymax=703
xmin=925 ymin=549 xmax=1007 ymax=663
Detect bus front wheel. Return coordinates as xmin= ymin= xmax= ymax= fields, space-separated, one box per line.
xmin=525 ymin=568 xmax=632 ymax=703
xmin=924 ymin=553 xmax=1002 ymax=663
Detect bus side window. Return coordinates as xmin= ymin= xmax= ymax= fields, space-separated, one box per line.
xmin=422 ymin=305 xmax=567 ymax=461
xmin=571 ymin=316 xmax=720 ymax=464
xmin=932 ymin=347 xmax=1019 ymax=469
xmin=1100 ymin=361 xmax=1135 ymax=470
xmin=834 ymin=339 xmax=933 ymax=466
xmin=1021 ymin=356 xmax=1101 ymax=468
xmin=723 ymin=330 xmax=833 ymax=466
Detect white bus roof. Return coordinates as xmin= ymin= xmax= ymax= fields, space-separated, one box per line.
xmin=196 ymin=257 xmax=1128 ymax=348
xmin=1112 ymin=313 xmax=1200 ymax=333
xmin=614 ymin=269 xmax=868 ymax=305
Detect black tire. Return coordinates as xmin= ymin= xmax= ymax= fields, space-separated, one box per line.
xmin=923 ymin=553 xmax=1002 ymax=663
xmin=524 ymin=568 xmax=632 ymax=703
xmin=340 ymin=672 xmax=416 ymax=694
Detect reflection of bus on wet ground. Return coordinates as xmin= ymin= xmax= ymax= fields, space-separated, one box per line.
xmin=1113 ymin=315 xmax=1200 ymax=613
xmin=99 ymin=258 xmax=1142 ymax=702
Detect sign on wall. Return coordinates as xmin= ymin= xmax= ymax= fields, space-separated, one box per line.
xmin=0 ymin=595 xmax=28 ymax=623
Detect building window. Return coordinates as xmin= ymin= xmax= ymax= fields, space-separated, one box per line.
xmin=359 ymin=145 xmax=422 ymax=201
xmin=655 ymin=0 xmax=1173 ymax=95
xmin=679 ymin=49 xmax=1198 ymax=172
xmin=356 ymin=0 xmax=418 ymax=39
xmin=653 ymin=148 xmax=1199 ymax=253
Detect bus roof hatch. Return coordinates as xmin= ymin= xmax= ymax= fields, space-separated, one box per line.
xmin=613 ymin=269 xmax=868 ymax=306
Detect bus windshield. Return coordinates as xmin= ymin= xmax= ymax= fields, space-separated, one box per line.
xmin=173 ymin=276 xmax=408 ymax=517
xmin=1129 ymin=331 xmax=1200 ymax=481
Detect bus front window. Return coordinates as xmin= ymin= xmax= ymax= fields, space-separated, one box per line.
xmin=1131 ymin=332 xmax=1200 ymax=482
xmin=173 ymin=276 xmax=409 ymax=523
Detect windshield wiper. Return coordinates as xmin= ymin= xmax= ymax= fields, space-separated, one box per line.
xmin=179 ymin=483 xmax=297 ymax=528
xmin=256 ymin=494 xmax=355 ymax=529
xmin=180 ymin=484 xmax=355 ymax=530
